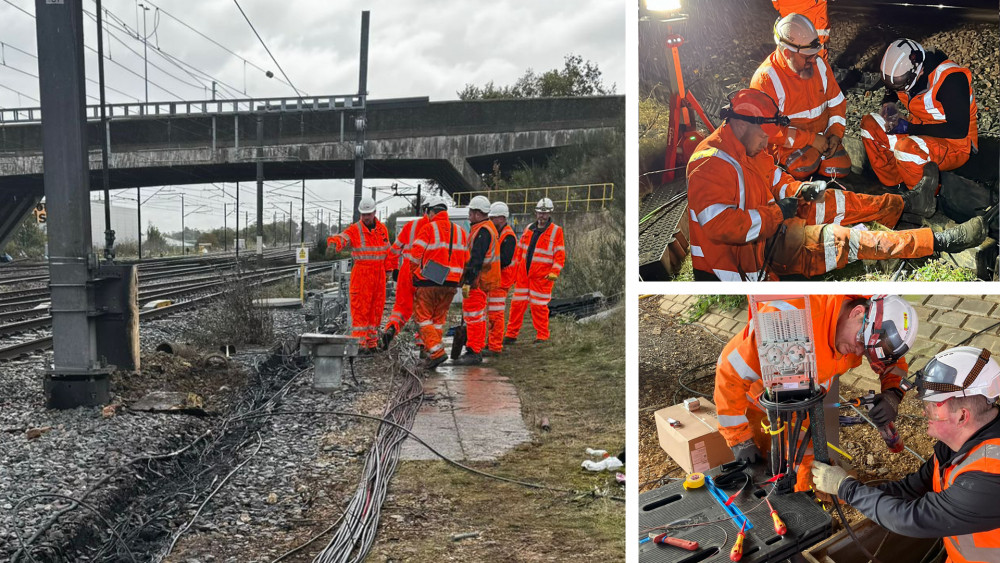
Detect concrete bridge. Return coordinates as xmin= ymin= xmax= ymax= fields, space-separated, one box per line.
xmin=0 ymin=94 xmax=623 ymax=247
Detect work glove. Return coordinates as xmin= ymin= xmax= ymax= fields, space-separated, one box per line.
xmin=811 ymin=461 xmax=850 ymax=495
xmin=797 ymin=181 xmax=828 ymax=202
xmin=776 ymin=197 xmax=799 ymax=220
xmin=890 ymin=118 xmax=909 ymax=135
xmin=545 ymin=272 xmax=558 ymax=282
xmin=823 ymin=135 xmax=842 ymax=158
xmin=731 ymin=439 xmax=763 ymax=465
xmin=869 ymin=388 xmax=904 ymax=426
xmin=461 ymin=284 xmax=471 ymax=299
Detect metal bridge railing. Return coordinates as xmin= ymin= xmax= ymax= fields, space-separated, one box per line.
xmin=452 ymin=183 xmax=615 ymax=214
xmin=0 ymin=94 xmax=366 ymax=124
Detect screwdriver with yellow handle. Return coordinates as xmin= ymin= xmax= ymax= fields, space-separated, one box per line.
xmin=730 ymin=520 xmax=746 ymax=561
xmin=765 ymin=497 xmax=787 ymax=536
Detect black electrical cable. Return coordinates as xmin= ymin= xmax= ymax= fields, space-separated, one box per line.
xmin=12 ymin=493 xmax=138 ymax=563
xmin=231 ymin=0 xmax=301 ymax=97
xmin=832 ymin=497 xmax=885 ymax=563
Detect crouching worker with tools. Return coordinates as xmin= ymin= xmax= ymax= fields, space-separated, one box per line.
xmin=813 ymin=346 xmax=1000 ymax=563
xmin=715 ymin=295 xmax=918 ymax=494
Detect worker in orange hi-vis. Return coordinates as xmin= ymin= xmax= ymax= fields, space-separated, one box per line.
xmin=751 ymin=13 xmax=850 ymax=182
xmin=407 ymin=198 xmax=469 ymax=371
xmin=485 ymin=202 xmax=517 ymax=356
xmin=771 ymin=0 xmax=829 ymax=59
xmin=379 ymin=197 xmax=433 ymax=351
xmin=503 ymin=198 xmax=565 ymax=345
xmin=327 ymin=197 xmax=391 ymax=353
xmin=860 ymin=38 xmax=977 ymax=212
xmin=453 ymin=196 xmax=501 ymax=366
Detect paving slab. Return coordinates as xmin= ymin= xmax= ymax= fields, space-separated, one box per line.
xmin=401 ymin=364 xmax=531 ymax=462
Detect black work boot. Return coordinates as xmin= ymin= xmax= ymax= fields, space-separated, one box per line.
xmin=451 ymin=348 xmax=482 ymax=366
xmin=502 ymin=336 xmax=517 ymax=345
xmin=378 ymin=326 xmax=396 ymax=350
xmin=902 ymin=162 xmax=939 ymax=218
xmin=933 ymin=215 xmax=986 ymax=253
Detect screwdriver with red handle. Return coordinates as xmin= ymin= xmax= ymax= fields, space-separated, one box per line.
xmin=730 ymin=521 xmax=746 ymax=561
xmin=648 ymin=533 xmax=699 ymax=550
xmin=765 ymin=497 xmax=787 ymax=536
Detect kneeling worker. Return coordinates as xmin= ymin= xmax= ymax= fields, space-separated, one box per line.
xmin=716 ymin=295 xmax=917 ymax=492
xmin=813 ymin=346 xmax=1000 ymax=563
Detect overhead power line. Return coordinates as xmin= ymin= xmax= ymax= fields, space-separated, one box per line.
xmin=231 ymin=0 xmax=301 ymax=97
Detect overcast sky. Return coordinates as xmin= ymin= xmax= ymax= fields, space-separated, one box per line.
xmin=0 ymin=0 xmax=625 ymax=233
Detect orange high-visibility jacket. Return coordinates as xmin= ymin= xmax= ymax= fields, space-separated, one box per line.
xmin=513 ymin=221 xmax=565 ymax=279
xmin=714 ymin=295 xmax=909 ymax=447
xmin=899 ymin=61 xmax=978 ymax=152
xmin=467 ymin=219 xmax=501 ymax=291
xmin=498 ymin=224 xmax=517 ymax=289
xmin=751 ymin=50 xmax=846 ymax=153
xmin=932 ymin=438 xmax=1000 ymax=563
xmin=385 ymin=216 xmax=429 ymax=271
xmin=328 ymin=219 xmax=390 ymax=268
xmin=686 ymin=124 xmax=793 ymax=281
xmin=771 ymin=0 xmax=829 ymax=41
xmin=408 ymin=210 xmax=469 ymax=285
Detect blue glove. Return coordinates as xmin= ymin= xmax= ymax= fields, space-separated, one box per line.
xmin=890 ymin=118 xmax=909 ymax=135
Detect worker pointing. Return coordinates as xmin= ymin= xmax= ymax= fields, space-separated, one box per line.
xmin=715 ymin=295 xmax=917 ymax=492
xmin=486 ymin=202 xmax=517 ymax=356
xmin=504 ymin=198 xmax=565 ymax=344
xmin=327 ymin=196 xmax=390 ymax=353
xmin=407 ymin=198 xmax=469 ymax=371
xmin=453 ymin=196 xmax=501 ymax=365
xmin=813 ymin=346 xmax=1000 ymax=563
xmin=860 ymin=38 xmax=978 ymax=208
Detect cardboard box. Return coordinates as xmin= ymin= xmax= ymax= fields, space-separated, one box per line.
xmin=654 ymin=399 xmax=734 ymax=474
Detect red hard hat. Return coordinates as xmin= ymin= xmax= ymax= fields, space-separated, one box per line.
xmin=724 ymin=89 xmax=788 ymax=137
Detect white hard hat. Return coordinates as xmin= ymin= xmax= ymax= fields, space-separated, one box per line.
xmin=469 ymin=195 xmax=491 ymax=213
xmin=916 ymin=347 xmax=1000 ymax=404
xmin=489 ymin=201 xmax=509 ymax=219
xmin=535 ymin=197 xmax=555 ymax=213
xmin=860 ymin=295 xmax=918 ymax=367
xmin=881 ymin=38 xmax=925 ymax=92
xmin=773 ymin=13 xmax=821 ymax=56
xmin=358 ymin=197 xmax=376 ymax=214
xmin=424 ymin=195 xmax=447 ymax=211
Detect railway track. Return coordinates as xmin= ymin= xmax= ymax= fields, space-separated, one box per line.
xmin=0 ymin=261 xmax=335 ymax=361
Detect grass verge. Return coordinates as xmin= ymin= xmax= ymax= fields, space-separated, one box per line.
xmin=367 ymin=308 xmax=626 ymax=562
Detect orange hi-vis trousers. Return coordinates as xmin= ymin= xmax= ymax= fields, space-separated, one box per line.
xmin=486 ymin=287 xmax=510 ymax=352
xmin=384 ymin=261 xmax=422 ymax=347
xmin=349 ymin=264 xmax=386 ymax=350
xmin=860 ymin=113 xmax=971 ymax=189
xmin=462 ymin=288 xmax=488 ymax=353
xmin=505 ymin=277 xmax=555 ymax=341
xmin=414 ymin=286 xmax=457 ymax=360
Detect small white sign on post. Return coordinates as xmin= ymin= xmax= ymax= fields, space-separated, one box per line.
xmin=296 ymin=247 xmax=309 ymax=264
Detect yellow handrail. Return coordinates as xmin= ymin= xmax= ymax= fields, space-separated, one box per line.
xmin=451 ymin=183 xmax=615 ymax=214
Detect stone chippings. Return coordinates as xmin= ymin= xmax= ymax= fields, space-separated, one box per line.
xmin=0 ymin=304 xmax=381 ymax=560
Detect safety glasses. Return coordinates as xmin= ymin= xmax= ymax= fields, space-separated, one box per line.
xmin=778 ymin=36 xmax=821 ymax=54
xmin=922 ymin=398 xmax=952 ymax=422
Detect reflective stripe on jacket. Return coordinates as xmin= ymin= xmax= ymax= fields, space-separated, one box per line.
xmin=385 ymin=216 xmax=428 ymax=270
xmin=469 ymin=219 xmax=501 ymax=291
xmin=408 ymin=210 xmax=469 ymax=284
xmin=771 ymin=0 xmax=829 ymax=39
xmin=514 ymin=221 xmax=565 ymax=278
xmin=751 ymin=51 xmax=846 ymax=153
xmin=898 ymin=60 xmax=978 ymax=152
xmin=327 ymin=219 xmax=390 ymax=267
xmin=932 ymin=438 xmax=1000 ymax=563
xmin=686 ymin=123 xmax=787 ymax=281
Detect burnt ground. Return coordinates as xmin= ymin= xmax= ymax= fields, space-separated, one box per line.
xmin=638 ymin=296 xmax=936 ymax=533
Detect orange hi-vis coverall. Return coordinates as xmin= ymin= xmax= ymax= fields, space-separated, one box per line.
xmin=383 ymin=215 xmax=429 ymax=337
xmin=488 ymin=224 xmax=517 ymax=353
xmin=932 ymin=438 xmax=1000 ymax=563
xmin=770 ymin=217 xmax=933 ymax=278
xmin=751 ymin=50 xmax=850 ymax=179
xmin=328 ymin=219 xmax=391 ymax=350
xmin=771 ymin=0 xmax=829 ymax=53
xmin=860 ymin=60 xmax=978 ymax=189
xmin=462 ymin=219 xmax=501 ymax=354
xmin=686 ymin=123 xmax=795 ymax=281
xmin=505 ymin=220 xmax=565 ymax=342
xmin=714 ymin=295 xmax=909 ymax=492
xmin=407 ymin=210 xmax=469 ymax=361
